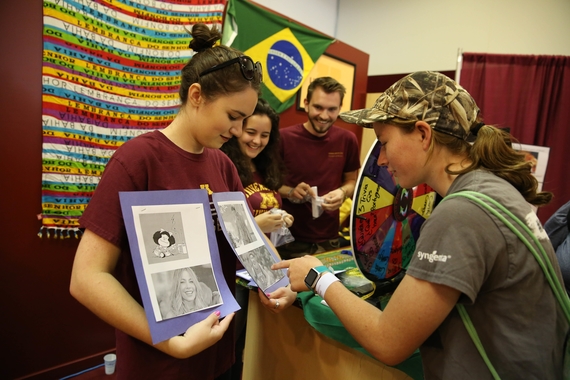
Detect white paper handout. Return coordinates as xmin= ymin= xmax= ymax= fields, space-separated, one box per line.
xmin=213 ymin=192 xmax=290 ymax=294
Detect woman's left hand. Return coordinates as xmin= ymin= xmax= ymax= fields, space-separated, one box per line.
xmin=255 ymin=212 xmax=284 ymax=233
xmin=258 ymin=285 xmax=297 ymax=314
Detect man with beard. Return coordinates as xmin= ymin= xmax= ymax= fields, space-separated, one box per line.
xmin=277 ymin=77 xmax=360 ymax=259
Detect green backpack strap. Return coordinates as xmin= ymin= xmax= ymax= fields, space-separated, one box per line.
xmin=445 ymin=191 xmax=570 ymax=319
xmin=456 ymin=304 xmax=501 ymax=380
xmin=442 ymin=191 xmax=570 ymax=379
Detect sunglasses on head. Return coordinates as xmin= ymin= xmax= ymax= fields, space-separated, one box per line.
xmin=199 ymin=55 xmax=263 ymax=82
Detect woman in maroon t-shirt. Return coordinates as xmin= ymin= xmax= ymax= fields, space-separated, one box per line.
xmin=70 ymin=24 xmax=296 ymax=380
xmin=221 ymin=98 xmax=294 ymax=233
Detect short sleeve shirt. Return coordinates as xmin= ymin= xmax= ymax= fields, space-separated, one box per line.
xmin=406 ymin=170 xmax=568 ymax=379
xmin=279 ymin=124 xmax=360 ymax=242
xmin=80 ymin=130 xmax=243 ymax=379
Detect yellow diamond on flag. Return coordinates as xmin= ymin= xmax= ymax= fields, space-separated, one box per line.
xmin=245 ymin=28 xmax=314 ymax=103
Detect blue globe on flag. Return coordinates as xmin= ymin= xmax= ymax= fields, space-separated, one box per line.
xmin=266 ymin=40 xmax=304 ymax=90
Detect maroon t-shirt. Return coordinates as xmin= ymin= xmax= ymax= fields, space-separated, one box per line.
xmin=80 ymin=130 xmax=243 ymax=379
xmin=243 ymin=171 xmax=282 ymax=216
xmin=279 ymin=124 xmax=360 ymax=242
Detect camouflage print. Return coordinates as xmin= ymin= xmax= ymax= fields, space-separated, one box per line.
xmin=339 ymin=71 xmax=480 ymax=140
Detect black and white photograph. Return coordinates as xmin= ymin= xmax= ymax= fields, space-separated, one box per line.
xmin=213 ymin=192 xmax=290 ymax=294
xmin=152 ymin=265 xmax=222 ymax=321
xmin=239 ymin=246 xmax=285 ymax=290
xmin=218 ymin=202 xmax=257 ymax=248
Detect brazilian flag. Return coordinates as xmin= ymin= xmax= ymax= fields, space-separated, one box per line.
xmin=222 ymin=0 xmax=334 ymax=113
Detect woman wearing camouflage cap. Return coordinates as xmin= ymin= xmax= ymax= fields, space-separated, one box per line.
xmin=274 ymin=71 xmax=567 ymax=379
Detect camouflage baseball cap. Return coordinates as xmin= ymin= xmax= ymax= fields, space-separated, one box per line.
xmin=340 ymin=71 xmax=480 ymax=140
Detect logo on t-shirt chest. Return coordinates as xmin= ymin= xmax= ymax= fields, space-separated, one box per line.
xmin=328 ymin=151 xmax=344 ymax=158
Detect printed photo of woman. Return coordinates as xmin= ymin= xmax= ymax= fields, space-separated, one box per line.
xmin=157 ymin=266 xmax=221 ymax=320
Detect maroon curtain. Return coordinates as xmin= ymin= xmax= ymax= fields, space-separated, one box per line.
xmin=460 ymin=53 xmax=570 ymax=223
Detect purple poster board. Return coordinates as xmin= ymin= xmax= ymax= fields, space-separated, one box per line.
xmin=119 ymin=189 xmax=239 ymax=344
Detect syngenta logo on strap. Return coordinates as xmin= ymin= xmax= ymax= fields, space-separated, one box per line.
xmin=417 ymin=250 xmax=451 ymax=263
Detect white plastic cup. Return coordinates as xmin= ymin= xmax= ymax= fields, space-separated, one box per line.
xmin=104 ymin=353 xmax=116 ymax=375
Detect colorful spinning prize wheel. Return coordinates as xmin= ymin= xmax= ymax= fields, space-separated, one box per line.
xmin=351 ymin=141 xmax=438 ymax=283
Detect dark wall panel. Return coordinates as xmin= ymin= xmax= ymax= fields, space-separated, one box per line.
xmin=0 ymin=2 xmax=115 ymax=379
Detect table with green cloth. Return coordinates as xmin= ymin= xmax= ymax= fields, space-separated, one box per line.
xmin=296 ymin=249 xmax=424 ymax=380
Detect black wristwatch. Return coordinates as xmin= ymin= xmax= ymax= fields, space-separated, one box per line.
xmin=304 ymin=266 xmax=330 ymax=291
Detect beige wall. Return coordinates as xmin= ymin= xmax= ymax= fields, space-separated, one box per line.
xmin=255 ymin=0 xmax=338 ymax=37
xmin=339 ymin=0 xmax=570 ymax=75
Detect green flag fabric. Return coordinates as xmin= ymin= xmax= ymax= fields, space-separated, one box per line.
xmin=223 ymin=0 xmax=334 ymax=113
